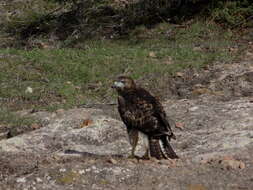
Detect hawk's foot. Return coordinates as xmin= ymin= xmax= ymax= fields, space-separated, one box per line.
xmin=141 ymin=149 xmax=150 ymax=160
xmin=127 ymin=154 xmax=138 ymax=159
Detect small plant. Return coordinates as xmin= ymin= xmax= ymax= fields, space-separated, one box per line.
xmin=1 ymin=0 xmax=252 ymax=46
xmin=209 ymin=0 xmax=253 ymax=27
xmin=0 ymin=109 xmax=32 ymax=126
xmin=0 ymin=108 xmax=40 ymax=138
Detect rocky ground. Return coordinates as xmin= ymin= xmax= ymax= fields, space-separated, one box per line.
xmin=0 ymin=56 xmax=253 ymax=189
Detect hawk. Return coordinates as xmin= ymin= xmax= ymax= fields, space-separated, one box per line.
xmin=112 ymin=76 xmax=178 ymax=159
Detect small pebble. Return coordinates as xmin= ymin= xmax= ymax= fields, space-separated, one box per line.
xmin=79 ymin=170 xmax=85 ymax=174
xmin=16 ymin=177 xmax=26 ymax=183
xmin=59 ymin=168 xmax=66 ymax=172
xmin=108 ymin=158 xmax=117 ymax=164
xmin=36 ymin=177 xmax=43 ymax=183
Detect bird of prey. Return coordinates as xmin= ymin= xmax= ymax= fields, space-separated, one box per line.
xmin=112 ymin=76 xmax=178 ymax=159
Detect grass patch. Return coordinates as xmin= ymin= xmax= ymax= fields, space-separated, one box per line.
xmin=0 ymin=108 xmax=41 ymax=139
xmin=0 ymin=21 xmax=243 ymax=111
xmin=0 ymin=108 xmax=34 ymax=127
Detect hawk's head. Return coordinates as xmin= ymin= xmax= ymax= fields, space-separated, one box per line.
xmin=112 ymin=76 xmax=136 ymax=93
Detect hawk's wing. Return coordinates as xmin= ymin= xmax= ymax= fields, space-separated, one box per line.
xmin=118 ymin=88 xmax=175 ymax=139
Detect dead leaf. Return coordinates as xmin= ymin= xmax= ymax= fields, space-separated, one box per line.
xmin=149 ymin=51 xmax=156 ymax=58
xmin=80 ymin=119 xmax=93 ymax=128
xmin=192 ymin=88 xmax=212 ymax=95
xmin=107 ymin=158 xmax=117 ymax=164
xmin=175 ymin=122 xmax=184 ymax=130
xmin=158 ymin=159 xmax=177 ymax=167
xmin=163 ymin=56 xmax=173 ymax=64
xmin=222 ymin=156 xmax=234 ymax=161
xmin=176 ymin=72 xmax=184 ymax=77
xmin=188 ymin=184 xmax=206 ymax=190
xmin=245 ymin=51 xmax=253 ymax=60
xmin=31 ymin=123 xmax=41 ymax=130
xmin=87 ymin=82 xmax=102 ymax=90
xmin=228 ymin=47 xmax=238 ymax=53
xmin=201 ymin=156 xmax=246 ymax=170
xmin=40 ymin=42 xmax=50 ymax=49
xmin=220 ymin=159 xmax=245 ymax=170
xmin=193 ymin=46 xmax=202 ymax=51
xmin=56 ymin=109 xmax=65 ymax=114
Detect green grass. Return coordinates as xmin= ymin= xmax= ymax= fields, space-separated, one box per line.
xmin=0 ymin=108 xmax=34 ymax=126
xmin=0 ymin=21 xmax=242 ymax=113
xmin=0 ymin=108 xmax=39 ymax=138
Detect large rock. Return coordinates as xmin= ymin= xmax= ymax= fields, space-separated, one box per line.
xmin=0 ymin=108 xmax=132 ymax=156
xmin=165 ymin=97 xmax=253 ymax=161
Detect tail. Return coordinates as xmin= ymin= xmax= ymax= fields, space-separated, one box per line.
xmin=149 ymin=136 xmax=179 ymax=159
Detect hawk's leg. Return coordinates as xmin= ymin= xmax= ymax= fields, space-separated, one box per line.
xmin=142 ymin=135 xmax=150 ymax=159
xmin=127 ymin=129 xmax=139 ymax=158
xmin=142 ymin=149 xmax=150 ymax=159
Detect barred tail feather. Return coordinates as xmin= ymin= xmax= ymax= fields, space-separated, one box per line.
xmin=149 ymin=136 xmax=179 ymax=159
xmin=149 ymin=138 xmax=164 ymax=159
xmin=161 ymin=136 xmax=179 ymax=159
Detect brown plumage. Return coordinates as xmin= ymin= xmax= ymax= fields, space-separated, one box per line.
xmin=112 ymin=76 xmax=178 ymax=159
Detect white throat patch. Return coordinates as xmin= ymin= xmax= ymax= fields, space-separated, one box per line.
xmin=114 ymin=81 xmax=124 ymax=88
